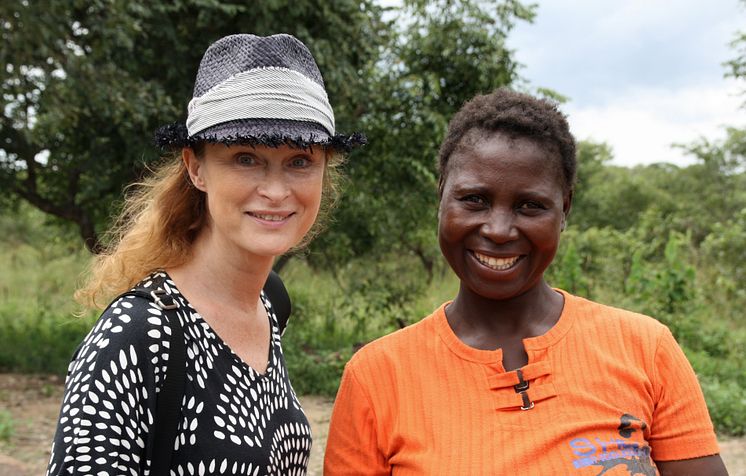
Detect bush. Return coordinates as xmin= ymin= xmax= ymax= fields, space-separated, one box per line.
xmin=0 ymin=410 xmax=14 ymax=442
xmin=283 ymin=343 xmax=352 ymax=396
xmin=279 ymin=255 xmax=457 ymax=396
xmin=0 ymin=311 xmax=94 ymax=374
xmin=1 ymin=206 xmax=744 ymax=435
xmin=700 ymin=378 xmax=746 ymax=436
xmin=0 ymin=207 xmax=94 ymax=374
xmin=685 ymin=345 xmax=746 ymax=436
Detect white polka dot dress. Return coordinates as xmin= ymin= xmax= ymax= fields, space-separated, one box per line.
xmin=45 ymin=272 xmax=311 ymax=476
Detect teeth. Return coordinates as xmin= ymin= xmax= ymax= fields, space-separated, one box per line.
xmin=474 ymin=252 xmax=519 ymax=270
xmin=251 ymin=213 xmax=286 ymax=222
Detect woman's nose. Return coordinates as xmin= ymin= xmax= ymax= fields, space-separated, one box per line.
xmin=257 ymin=168 xmax=291 ymax=202
xmin=479 ymin=208 xmax=519 ymax=243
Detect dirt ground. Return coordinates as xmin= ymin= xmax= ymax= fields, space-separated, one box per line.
xmin=0 ymin=373 xmax=743 ymax=476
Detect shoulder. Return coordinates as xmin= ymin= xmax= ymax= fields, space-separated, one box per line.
xmin=72 ymin=273 xmax=176 ymax=373
xmin=564 ymin=291 xmax=666 ymax=328
xmin=95 ymin=285 xmax=173 ymax=346
xmin=560 ymin=290 xmax=670 ymax=350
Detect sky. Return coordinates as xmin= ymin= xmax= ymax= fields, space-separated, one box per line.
xmin=508 ymin=0 xmax=745 ymax=167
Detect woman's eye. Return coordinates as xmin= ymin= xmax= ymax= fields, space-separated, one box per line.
xmin=461 ymin=195 xmax=486 ymax=205
xmin=518 ymin=201 xmax=545 ymax=210
xmin=289 ymin=156 xmax=312 ymax=168
xmin=236 ymin=154 xmax=257 ymax=166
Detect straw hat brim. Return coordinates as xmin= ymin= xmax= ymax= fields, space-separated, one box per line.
xmin=154 ymin=119 xmax=366 ymax=152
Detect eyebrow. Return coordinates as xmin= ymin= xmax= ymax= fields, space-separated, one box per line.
xmin=449 ymin=183 xmax=489 ymax=194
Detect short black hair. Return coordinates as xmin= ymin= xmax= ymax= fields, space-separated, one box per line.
xmin=438 ymin=88 xmax=576 ymax=194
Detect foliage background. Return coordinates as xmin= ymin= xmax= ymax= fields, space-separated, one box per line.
xmin=1 ymin=0 xmax=744 ymax=436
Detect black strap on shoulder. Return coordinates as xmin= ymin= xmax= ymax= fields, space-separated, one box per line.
xmin=120 ymin=288 xmax=185 ymax=475
xmin=126 ymin=272 xmax=290 ymax=473
xmin=264 ymin=270 xmax=292 ymax=335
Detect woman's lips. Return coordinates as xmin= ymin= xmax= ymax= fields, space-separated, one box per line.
xmin=472 ymin=251 xmax=521 ymax=270
xmin=246 ymin=211 xmax=294 ymax=227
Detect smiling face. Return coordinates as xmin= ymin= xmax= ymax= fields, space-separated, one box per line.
xmin=438 ymin=131 xmax=571 ymax=301
xmin=183 ymin=143 xmax=326 ymax=260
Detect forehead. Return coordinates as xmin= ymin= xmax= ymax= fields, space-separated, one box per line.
xmin=203 ymin=142 xmax=324 ymax=157
xmin=444 ymin=130 xmax=564 ymax=189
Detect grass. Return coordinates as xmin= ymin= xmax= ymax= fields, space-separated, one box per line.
xmin=0 ymin=217 xmax=97 ymax=374
xmin=0 ymin=410 xmax=15 ymax=442
xmin=0 ymin=206 xmax=744 ymax=435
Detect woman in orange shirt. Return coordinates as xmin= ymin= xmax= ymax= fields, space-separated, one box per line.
xmin=324 ymin=88 xmax=728 ymax=475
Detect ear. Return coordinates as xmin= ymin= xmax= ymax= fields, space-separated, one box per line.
xmin=182 ymin=147 xmax=207 ymax=192
xmin=561 ymin=189 xmax=573 ymax=231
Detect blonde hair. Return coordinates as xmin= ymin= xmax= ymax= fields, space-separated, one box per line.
xmin=76 ymin=146 xmax=345 ymax=309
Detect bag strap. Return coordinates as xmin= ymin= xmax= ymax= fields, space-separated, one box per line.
xmin=264 ymin=270 xmax=292 ymax=335
xmin=115 ymin=272 xmax=292 ymax=473
xmin=120 ymin=288 xmax=185 ymax=476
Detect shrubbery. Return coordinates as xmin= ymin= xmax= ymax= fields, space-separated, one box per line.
xmin=1 ymin=196 xmax=744 ymax=436
xmin=548 ymin=227 xmax=746 ymax=436
xmin=0 ymin=410 xmax=15 ymax=442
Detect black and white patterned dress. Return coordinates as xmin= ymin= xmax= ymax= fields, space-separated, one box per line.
xmin=46 ymin=271 xmax=311 ymax=476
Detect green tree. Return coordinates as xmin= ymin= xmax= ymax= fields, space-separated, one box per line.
xmin=0 ymin=0 xmax=387 ymax=251
xmin=666 ymin=128 xmax=746 ymax=243
xmin=700 ymin=207 xmax=746 ymax=322
xmin=725 ymin=0 xmax=746 ymax=98
xmin=2 ymin=0 xmax=536 ymax=272
xmin=307 ymin=0 xmax=535 ymax=277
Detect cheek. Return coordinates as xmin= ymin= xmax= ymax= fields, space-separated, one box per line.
xmin=529 ymin=219 xmax=563 ymax=252
xmin=298 ymin=175 xmax=324 ymax=215
xmin=437 ymin=207 xmax=465 ymax=257
xmin=438 ymin=203 xmax=469 ymax=238
xmin=202 ymin=177 xmax=248 ymax=221
xmin=438 ymin=221 xmax=469 ymax=280
xmin=204 ymin=194 xmax=234 ymax=227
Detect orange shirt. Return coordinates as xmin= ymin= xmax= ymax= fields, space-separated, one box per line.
xmin=324 ymin=290 xmax=719 ymax=475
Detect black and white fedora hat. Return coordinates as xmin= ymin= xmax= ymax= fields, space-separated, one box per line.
xmin=155 ymin=33 xmax=365 ymax=151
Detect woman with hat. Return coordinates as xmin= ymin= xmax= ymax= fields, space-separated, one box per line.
xmin=46 ymin=33 xmax=362 ymax=476
xmin=324 ymin=88 xmax=727 ymax=475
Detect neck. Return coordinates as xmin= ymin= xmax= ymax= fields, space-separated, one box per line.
xmin=167 ymin=226 xmax=274 ymax=310
xmin=447 ymin=280 xmax=563 ymax=339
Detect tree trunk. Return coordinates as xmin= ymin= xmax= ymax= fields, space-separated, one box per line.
xmin=78 ymin=213 xmax=101 ymax=254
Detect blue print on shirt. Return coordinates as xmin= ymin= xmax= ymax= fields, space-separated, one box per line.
xmin=568 ymin=414 xmax=657 ymax=475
